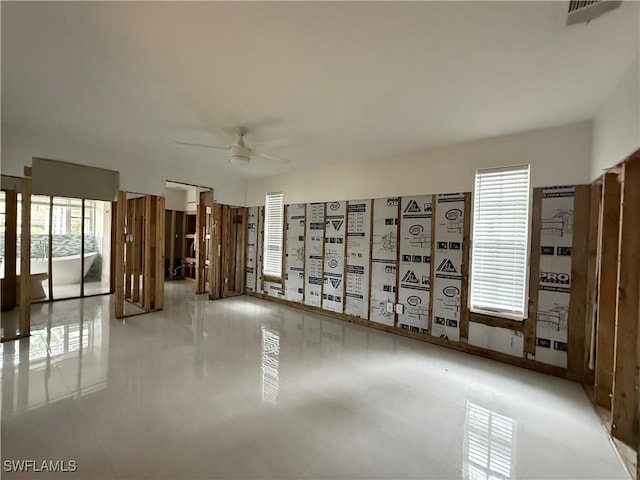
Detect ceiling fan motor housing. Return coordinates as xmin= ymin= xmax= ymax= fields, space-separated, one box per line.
xmin=229 ymin=143 xmax=251 ymax=166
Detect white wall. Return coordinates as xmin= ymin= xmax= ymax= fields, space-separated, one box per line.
xmin=247 ymin=121 xmax=593 ymax=205
xmin=1 ymin=123 xmax=248 ymax=206
xmin=591 ymin=55 xmax=640 ymax=180
xmin=165 ymin=188 xmax=188 ymax=211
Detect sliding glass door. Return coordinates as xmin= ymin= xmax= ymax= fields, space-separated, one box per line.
xmin=83 ymin=200 xmax=111 ymax=296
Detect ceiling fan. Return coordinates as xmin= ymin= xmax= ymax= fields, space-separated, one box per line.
xmin=175 ymin=126 xmax=290 ymax=166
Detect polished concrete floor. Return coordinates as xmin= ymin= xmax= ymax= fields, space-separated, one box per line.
xmin=1 ymin=282 xmax=629 ymax=479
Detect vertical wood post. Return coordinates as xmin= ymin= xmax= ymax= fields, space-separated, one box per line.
xmin=115 ymin=191 xmax=126 ymax=319
xmin=612 ymin=159 xmax=640 ymax=446
xmin=524 ymin=188 xmax=543 ymax=354
xmin=595 ymin=173 xmax=621 ymax=408
xmin=19 ymin=181 xmax=31 ymax=336
xmin=567 ymin=185 xmax=590 ymax=381
xmin=459 ymin=192 xmax=472 ymax=343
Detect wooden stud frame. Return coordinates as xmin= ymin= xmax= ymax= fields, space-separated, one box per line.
xmin=2 ymin=190 xmax=18 ymax=312
xmin=428 ymin=199 xmax=436 ymax=334
xmin=115 ymin=191 xmax=126 ymax=319
xmin=459 ymin=192 xmax=472 ymax=343
xmin=595 ymin=173 xmax=621 ymax=408
xmin=567 ymin=185 xmax=590 ymax=382
xmin=19 ymin=180 xmax=32 ymax=337
xmin=611 ymin=158 xmax=640 ymax=446
xmin=584 ymin=182 xmax=601 ymax=387
xmin=524 ymin=188 xmax=543 ymax=355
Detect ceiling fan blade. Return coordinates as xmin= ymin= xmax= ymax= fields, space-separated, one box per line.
xmin=175 ymin=141 xmax=228 ymax=150
xmin=254 ymin=151 xmax=291 ymax=165
xmin=254 ymin=137 xmax=293 ymax=150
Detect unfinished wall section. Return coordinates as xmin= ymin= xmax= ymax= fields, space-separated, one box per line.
xmin=246 ymin=184 xmax=592 ymax=378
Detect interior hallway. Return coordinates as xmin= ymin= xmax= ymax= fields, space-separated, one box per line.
xmin=1 ymin=282 xmax=630 ymax=479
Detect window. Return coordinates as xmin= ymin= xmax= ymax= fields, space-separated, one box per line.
xmin=263 ymin=192 xmax=284 ymax=278
xmin=470 ymin=165 xmax=530 ymax=320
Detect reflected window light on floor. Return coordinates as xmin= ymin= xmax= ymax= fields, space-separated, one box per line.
xmin=464 ymin=402 xmax=516 ymax=480
xmin=261 ymin=325 xmax=280 ymax=404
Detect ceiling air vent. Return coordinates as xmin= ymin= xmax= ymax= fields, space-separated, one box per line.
xmin=566 ymin=0 xmax=621 ymax=25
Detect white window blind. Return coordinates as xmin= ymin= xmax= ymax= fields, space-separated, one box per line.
xmin=263 ymin=192 xmax=284 ymax=278
xmin=470 ymin=165 xmax=530 ymax=320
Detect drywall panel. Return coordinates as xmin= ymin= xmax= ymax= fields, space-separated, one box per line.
xmin=468 ymin=322 xmax=524 ymax=357
xmin=32 ymin=158 xmax=119 ymax=201
xmin=431 ymin=193 xmax=465 ymax=341
xmin=397 ymin=195 xmax=433 ymax=333
xmin=245 ymin=206 xmax=258 ymax=292
xmin=304 ymin=203 xmax=325 ymax=308
xmin=263 ymin=280 xmax=283 ymax=298
xmin=322 ymin=201 xmax=346 ymax=313
xmin=285 ymin=203 xmax=306 ymax=303
xmin=369 ymin=197 xmax=398 ymax=326
xmin=535 ymin=186 xmax=574 ymax=368
xmin=345 ymin=200 xmax=372 ymax=319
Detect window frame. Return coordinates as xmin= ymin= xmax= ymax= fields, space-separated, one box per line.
xmin=262 ymin=192 xmax=284 ymax=281
xmin=469 ymin=164 xmax=532 ymax=321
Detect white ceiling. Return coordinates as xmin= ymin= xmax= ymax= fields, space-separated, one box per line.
xmin=2 ymin=1 xmax=638 ymax=181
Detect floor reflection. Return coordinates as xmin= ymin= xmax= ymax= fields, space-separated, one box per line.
xmin=261 ymin=325 xmax=280 ymax=404
xmin=464 ymin=402 xmax=516 ymax=480
xmin=1 ymin=299 xmax=108 ymax=415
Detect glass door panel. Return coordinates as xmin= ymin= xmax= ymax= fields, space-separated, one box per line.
xmin=83 ymin=200 xmax=111 ymax=296
xmin=51 ymin=197 xmax=82 ymax=299
xmin=30 ymin=195 xmax=51 ymax=301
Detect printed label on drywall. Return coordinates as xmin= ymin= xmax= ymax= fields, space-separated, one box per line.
xmin=369 ymin=197 xmax=398 ymax=326
xmin=397 ymin=195 xmax=432 ymax=333
xmin=263 ymin=280 xmax=283 ymax=298
xmin=431 ymin=193 xmax=465 ymax=341
xmin=535 ymin=186 xmax=574 ymax=368
xmin=345 ymin=200 xmax=371 ymax=319
xmin=305 ymin=203 xmax=325 ymax=308
xmin=246 ymin=206 xmax=258 ymax=292
xmin=323 ymin=201 xmax=346 ymax=313
xmin=285 ymin=203 xmax=305 ymax=303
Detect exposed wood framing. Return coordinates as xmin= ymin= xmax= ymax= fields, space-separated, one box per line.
xmin=367 ymin=200 xmax=374 ymax=322
xmin=133 ymin=198 xmax=143 ymax=303
xmin=169 ymin=210 xmax=176 ymax=278
xmin=2 ymin=190 xmax=18 ymax=311
xmin=320 ymin=203 xmax=327 ymax=308
xmin=394 ymin=198 xmax=402 ymax=327
xmin=595 ymin=173 xmax=621 ymax=408
xmin=110 ymin=202 xmax=116 ymax=293
xmin=612 ymin=158 xmax=640 ymax=446
xmin=469 ymin=312 xmax=526 ymax=332
xmin=18 ymin=180 xmax=31 ymax=336
xmin=221 ymin=205 xmax=231 ymax=297
xmin=524 ymin=188 xmax=543 ymax=354
xmin=237 ymin=208 xmax=247 ymax=294
xmin=125 ymin=198 xmax=134 ymax=299
xmin=196 ymin=193 xmax=207 ymax=294
xmin=81 ymin=200 xmax=86 ymax=297
xmin=567 ymin=185 xmax=590 ymax=382
xmin=155 ymin=196 xmax=165 ymax=310
xmin=143 ymin=196 xmax=152 ymax=310
xmin=459 ymin=192 xmax=472 ymax=343
xmin=209 ymin=203 xmax=222 ymax=300
xmin=584 ymin=182 xmax=601 ymax=387
xmin=115 ymin=191 xmax=126 ymax=319
xmin=47 ymin=196 xmax=53 ymax=300
xmin=428 ymin=199 xmax=437 ymax=334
